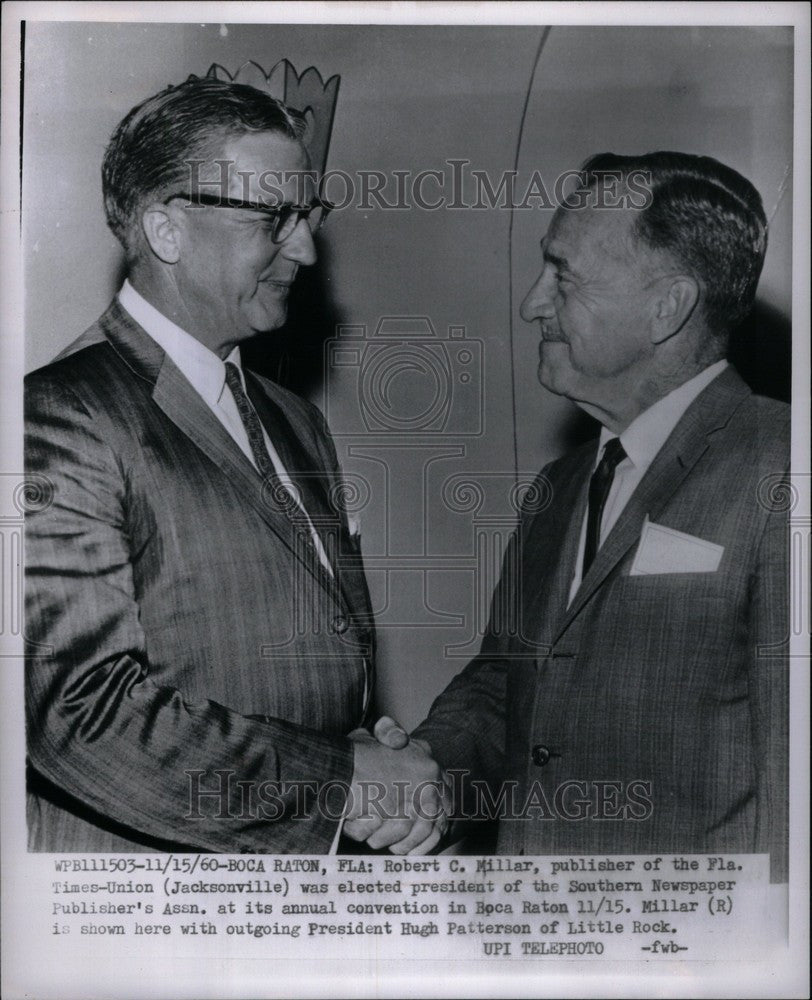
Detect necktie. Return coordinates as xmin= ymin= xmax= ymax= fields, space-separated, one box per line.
xmin=582 ymin=437 xmax=627 ymax=576
xmin=224 ymin=361 xmax=331 ymax=563
xmin=224 ymin=361 xmax=278 ymax=482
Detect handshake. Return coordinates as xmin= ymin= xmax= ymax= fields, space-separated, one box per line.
xmin=343 ymin=717 xmax=450 ymax=854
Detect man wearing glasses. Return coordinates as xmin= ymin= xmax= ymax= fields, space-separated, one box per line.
xmin=25 ymin=77 xmax=444 ymax=854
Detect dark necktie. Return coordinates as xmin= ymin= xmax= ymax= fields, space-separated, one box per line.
xmin=224 ymin=361 xmax=278 ymax=483
xmin=224 ymin=361 xmax=331 ymax=564
xmin=582 ymin=437 xmax=627 ymax=576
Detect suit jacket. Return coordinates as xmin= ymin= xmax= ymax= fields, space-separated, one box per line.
xmin=25 ymin=301 xmax=374 ymax=853
xmin=415 ymin=367 xmax=790 ymax=880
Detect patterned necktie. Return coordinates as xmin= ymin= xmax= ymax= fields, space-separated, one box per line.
xmin=224 ymin=361 xmax=278 ymax=482
xmin=224 ymin=361 xmax=315 ymax=525
xmin=582 ymin=437 xmax=627 ymax=576
xmin=224 ymin=361 xmax=337 ymax=577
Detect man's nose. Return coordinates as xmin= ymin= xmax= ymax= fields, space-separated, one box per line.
xmin=520 ymin=269 xmax=556 ymax=322
xmin=280 ymin=219 xmax=318 ymax=266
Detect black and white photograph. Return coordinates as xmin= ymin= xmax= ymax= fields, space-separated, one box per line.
xmin=1 ymin=3 xmax=809 ymax=998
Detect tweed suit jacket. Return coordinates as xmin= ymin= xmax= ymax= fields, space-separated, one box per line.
xmin=25 ymin=301 xmax=374 ymax=853
xmin=415 ymin=367 xmax=790 ymax=881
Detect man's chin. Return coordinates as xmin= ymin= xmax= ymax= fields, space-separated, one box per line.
xmin=537 ymin=361 xmax=569 ymax=397
xmin=251 ymin=284 xmax=292 ymax=328
xmin=246 ymin=306 xmax=288 ymax=335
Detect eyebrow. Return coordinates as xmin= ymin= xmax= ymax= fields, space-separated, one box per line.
xmin=540 ymin=241 xmax=575 ymax=275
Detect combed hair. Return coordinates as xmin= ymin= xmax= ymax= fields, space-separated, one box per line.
xmin=102 ymin=77 xmax=305 ymax=258
xmin=580 ymin=151 xmax=768 ymax=334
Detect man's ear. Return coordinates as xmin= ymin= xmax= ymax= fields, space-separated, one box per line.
xmin=650 ymin=274 xmax=700 ymax=345
xmin=141 ymin=203 xmax=183 ymax=264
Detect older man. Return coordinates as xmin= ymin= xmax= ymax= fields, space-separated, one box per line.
xmin=25 ymin=77 xmax=442 ymax=854
xmin=400 ymin=152 xmax=788 ymax=879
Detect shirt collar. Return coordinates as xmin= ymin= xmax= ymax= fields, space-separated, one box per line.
xmin=117 ymin=279 xmax=242 ymax=406
xmin=599 ymin=359 xmax=728 ymax=471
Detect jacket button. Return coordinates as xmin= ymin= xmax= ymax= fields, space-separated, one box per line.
xmin=531 ymin=744 xmax=551 ymax=767
xmin=332 ymin=616 xmax=349 ymax=634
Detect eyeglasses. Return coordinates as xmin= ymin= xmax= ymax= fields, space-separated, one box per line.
xmin=163 ymin=191 xmax=332 ymax=244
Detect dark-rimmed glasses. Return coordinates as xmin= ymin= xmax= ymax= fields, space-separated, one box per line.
xmin=163 ymin=191 xmax=332 ymax=244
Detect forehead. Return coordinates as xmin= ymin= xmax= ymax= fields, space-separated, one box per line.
xmin=545 ymin=204 xmax=641 ymax=268
xmin=219 ymin=131 xmax=311 ymax=197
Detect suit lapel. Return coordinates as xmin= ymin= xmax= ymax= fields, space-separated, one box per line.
xmin=245 ymin=374 xmax=372 ymax=627
xmin=519 ymin=446 xmax=593 ymax=648
xmin=99 ymin=301 xmax=347 ymax=611
xmin=245 ymin=374 xmax=356 ymax=610
xmin=558 ymin=367 xmax=752 ymax=639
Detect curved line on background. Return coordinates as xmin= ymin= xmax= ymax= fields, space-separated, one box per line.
xmin=507 ymin=25 xmax=552 ymax=485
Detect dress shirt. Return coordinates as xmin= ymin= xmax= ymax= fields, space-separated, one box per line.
xmin=568 ymin=359 xmax=728 ymax=603
xmin=118 ymin=281 xmax=333 ymax=576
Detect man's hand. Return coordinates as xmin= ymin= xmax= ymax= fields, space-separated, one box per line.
xmin=344 ymin=717 xmax=448 ymax=854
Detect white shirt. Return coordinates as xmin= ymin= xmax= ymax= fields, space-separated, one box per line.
xmin=568 ymin=360 xmax=728 ymax=603
xmin=118 ymin=281 xmax=333 ymax=576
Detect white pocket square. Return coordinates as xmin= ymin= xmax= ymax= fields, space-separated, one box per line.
xmin=630 ymin=517 xmax=724 ymax=576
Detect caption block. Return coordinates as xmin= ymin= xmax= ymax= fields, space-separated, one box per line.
xmin=40 ymin=852 xmax=784 ymax=961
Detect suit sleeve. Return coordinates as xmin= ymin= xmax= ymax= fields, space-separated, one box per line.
xmin=25 ymin=375 xmax=353 ymax=853
xmin=749 ymin=481 xmax=790 ymax=882
xmin=411 ymin=521 xmax=524 ymax=805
